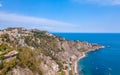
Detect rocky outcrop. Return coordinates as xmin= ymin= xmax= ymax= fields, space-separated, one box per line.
xmin=0 ymin=28 xmax=104 ymax=75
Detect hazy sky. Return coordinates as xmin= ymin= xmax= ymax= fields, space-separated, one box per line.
xmin=0 ymin=0 xmax=120 ymax=33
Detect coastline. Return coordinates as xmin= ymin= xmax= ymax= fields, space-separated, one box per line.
xmin=74 ymin=46 xmax=105 ymax=75
xmin=74 ymin=52 xmax=86 ymax=75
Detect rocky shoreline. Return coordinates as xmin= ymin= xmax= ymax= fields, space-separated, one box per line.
xmin=74 ymin=46 xmax=105 ymax=75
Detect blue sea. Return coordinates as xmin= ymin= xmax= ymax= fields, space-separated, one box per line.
xmin=53 ymin=33 xmax=120 ymax=75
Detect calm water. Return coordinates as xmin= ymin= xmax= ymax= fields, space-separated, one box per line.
xmin=53 ymin=33 xmax=120 ymax=75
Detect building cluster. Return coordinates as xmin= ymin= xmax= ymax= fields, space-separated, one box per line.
xmin=0 ymin=28 xmax=31 ymax=38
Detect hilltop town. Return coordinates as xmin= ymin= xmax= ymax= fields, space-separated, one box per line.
xmin=0 ymin=28 xmax=104 ymax=75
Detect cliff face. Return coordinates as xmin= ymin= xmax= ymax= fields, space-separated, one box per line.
xmin=0 ymin=28 xmax=103 ymax=75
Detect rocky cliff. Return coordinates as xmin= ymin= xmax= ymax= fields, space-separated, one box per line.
xmin=0 ymin=28 xmax=104 ymax=75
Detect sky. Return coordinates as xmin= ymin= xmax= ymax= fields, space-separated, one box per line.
xmin=0 ymin=0 xmax=120 ymax=33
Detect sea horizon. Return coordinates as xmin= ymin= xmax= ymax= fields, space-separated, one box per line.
xmin=52 ymin=32 xmax=120 ymax=34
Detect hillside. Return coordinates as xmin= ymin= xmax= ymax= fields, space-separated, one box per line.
xmin=0 ymin=28 xmax=104 ymax=75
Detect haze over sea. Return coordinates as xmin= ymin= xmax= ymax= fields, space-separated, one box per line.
xmin=53 ymin=33 xmax=120 ymax=75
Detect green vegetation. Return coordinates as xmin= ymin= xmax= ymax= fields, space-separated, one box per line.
xmin=0 ymin=59 xmax=19 ymax=75
xmin=0 ymin=34 xmax=10 ymax=42
xmin=24 ymin=30 xmax=64 ymax=70
xmin=61 ymin=70 xmax=65 ymax=75
xmin=0 ymin=43 xmax=13 ymax=59
xmin=69 ymin=70 xmax=73 ymax=75
xmin=17 ymin=47 xmax=43 ymax=75
xmin=0 ymin=59 xmax=3 ymax=69
xmin=0 ymin=43 xmax=9 ymax=51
